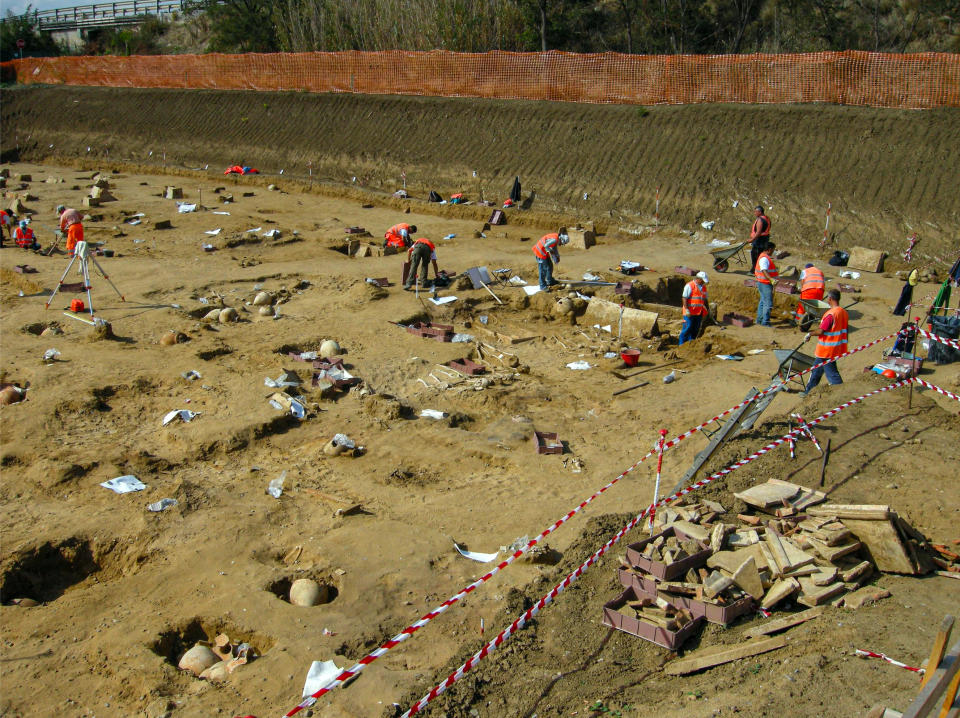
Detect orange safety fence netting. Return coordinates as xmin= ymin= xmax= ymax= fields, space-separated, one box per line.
xmin=3 ymin=50 xmax=959 ymax=109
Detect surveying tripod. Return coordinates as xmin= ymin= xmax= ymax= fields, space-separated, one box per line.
xmin=45 ymin=241 xmax=125 ymax=317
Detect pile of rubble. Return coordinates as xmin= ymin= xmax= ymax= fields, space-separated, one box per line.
xmin=605 ymin=480 xmax=957 ymax=650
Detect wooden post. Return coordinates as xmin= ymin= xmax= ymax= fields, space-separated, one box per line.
xmin=923 ymin=616 xmax=956 ymax=689
xmin=819 ymin=438 xmax=831 ymax=488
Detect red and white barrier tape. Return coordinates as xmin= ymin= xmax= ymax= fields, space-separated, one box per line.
xmin=855 ymin=649 xmax=925 ymax=674
xmin=282 ymin=330 xmax=898 ymax=715
xmin=284 ymin=438 xmax=659 ymax=714
xmin=646 ymin=331 xmax=896 ymax=458
xmin=919 ymin=328 xmax=960 ymax=351
xmin=396 ymin=379 xmax=912 ymax=716
xmin=913 ymin=378 xmax=960 ymax=403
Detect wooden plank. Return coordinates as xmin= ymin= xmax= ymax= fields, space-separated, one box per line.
xmin=819 ymin=438 xmax=832 ymax=487
xmin=842 ymin=518 xmax=917 ymax=574
xmin=797 ymin=577 xmax=846 ymax=606
xmin=766 ymin=531 xmax=796 ymax=573
xmin=808 ymin=505 xmax=893 ymax=520
xmin=939 ymin=669 xmax=960 ymax=718
xmin=743 ymin=607 xmax=824 ymax=639
xmin=902 ymin=640 xmax=960 ymax=718
xmin=922 ymin=616 xmax=956 ymax=689
xmin=664 ymin=636 xmax=787 ymax=675
xmin=936 ymin=572 xmax=960 ymax=580
xmin=736 ymin=482 xmax=800 ymax=509
xmin=806 ymin=537 xmax=863 ymax=562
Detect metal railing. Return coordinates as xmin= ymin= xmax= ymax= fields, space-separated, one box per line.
xmin=3 ymin=1 xmax=195 ymax=30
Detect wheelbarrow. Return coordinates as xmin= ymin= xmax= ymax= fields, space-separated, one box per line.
xmin=773 ymin=347 xmax=818 ymax=390
xmin=794 ymin=297 xmax=860 ymax=331
xmin=708 ymin=241 xmax=750 ymax=272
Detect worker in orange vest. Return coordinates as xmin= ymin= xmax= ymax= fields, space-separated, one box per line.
xmin=404 ymin=237 xmax=439 ymax=290
xmin=57 ymin=204 xmax=84 ymax=255
xmin=803 ymin=289 xmax=848 ymax=393
xmin=384 ymin=223 xmax=417 ymax=250
xmin=754 ymin=241 xmax=778 ymax=326
xmin=794 ymin=262 xmax=825 ymax=328
xmin=14 ymin=219 xmax=40 ymax=250
xmin=750 ymin=205 xmax=771 ymax=271
xmin=679 ymin=271 xmax=709 ymax=344
xmin=533 ymin=231 xmax=568 ymax=290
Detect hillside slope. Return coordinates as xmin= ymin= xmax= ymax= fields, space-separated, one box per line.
xmin=2 ymin=85 xmax=958 ymax=257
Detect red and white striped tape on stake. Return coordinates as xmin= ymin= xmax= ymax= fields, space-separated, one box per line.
xmin=919 ymin=328 xmax=960 ymax=351
xmin=283 ymin=331 xmax=897 ymax=715
xmin=913 ymin=377 xmax=960 ymax=403
xmin=395 ymin=379 xmax=913 ymax=717
xmin=854 ymin=649 xmax=925 ymax=674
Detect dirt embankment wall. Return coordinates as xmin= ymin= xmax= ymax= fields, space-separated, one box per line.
xmin=2 ymin=85 xmax=959 ymax=257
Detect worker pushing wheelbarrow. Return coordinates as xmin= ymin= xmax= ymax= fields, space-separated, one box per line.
xmin=795 ymin=296 xmax=860 ymax=331
xmin=708 ymin=241 xmax=751 ymax=272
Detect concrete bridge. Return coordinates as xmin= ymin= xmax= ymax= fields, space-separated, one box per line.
xmin=3 ymin=1 xmax=194 ymax=49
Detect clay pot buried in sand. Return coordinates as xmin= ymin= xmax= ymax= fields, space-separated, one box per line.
xmin=9 ymin=597 xmax=39 ymax=606
xmin=203 ymin=309 xmax=221 ymax=321
xmin=178 ymin=645 xmax=219 ymax=676
xmin=253 ymin=291 xmax=273 ymax=306
xmin=199 ymin=660 xmax=230 ymax=682
xmin=554 ymin=297 xmax=573 ymax=315
xmin=0 ymin=386 xmax=25 ymax=405
xmin=218 ymin=307 xmax=238 ymax=323
xmin=258 ymin=305 xmax=274 ymax=317
xmin=320 ymin=339 xmax=341 ymax=356
xmin=160 ymin=331 xmax=188 ymax=346
xmin=322 ymin=438 xmax=351 ymax=457
xmin=289 ymin=578 xmax=329 ymax=607
xmin=40 ymin=326 xmax=63 ymax=337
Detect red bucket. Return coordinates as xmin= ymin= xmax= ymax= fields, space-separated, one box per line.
xmin=620 ymin=349 xmax=641 ymax=367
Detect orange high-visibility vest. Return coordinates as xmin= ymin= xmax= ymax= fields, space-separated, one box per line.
xmin=66 ymin=223 xmax=84 ymax=252
xmin=814 ymin=306 xmax=849 ymax=359
xmin=533 ymin=233 xmax=559 ymax=260
xmin=409 ymin=238 xmax=435 ymax=253
xmin=800 ymin=267 xmax=824 ymax=296
xmin=754 ymin=252 xmax=778 ymax=284
xmin=683 ymin=280 xmax=708 ymax=317
xmin=14 ymin=226 xmax=35 ymax=247
xmin=751 ymin=214 xmax=770 ymax=239
xmin=385 ymin=223 xmax=412 ymax=248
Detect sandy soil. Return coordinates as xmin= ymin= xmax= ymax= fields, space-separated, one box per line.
xmin=0 ymin=140 xmax=958 ymax=716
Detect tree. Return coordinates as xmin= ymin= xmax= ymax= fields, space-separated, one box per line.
xmin=201 ymin=0 xmax=280 ymax=52
xmin=1 ymin=5 xmax=61 ymax=62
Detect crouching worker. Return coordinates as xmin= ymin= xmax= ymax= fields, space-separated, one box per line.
xmin=14 ymin=220 xmax=40 ymax=250
xmin=384 ymin=223 xmax=416 ymax=250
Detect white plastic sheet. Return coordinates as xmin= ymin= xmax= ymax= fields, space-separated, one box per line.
xmin=101 ymin=475 xmax=146 ymax=493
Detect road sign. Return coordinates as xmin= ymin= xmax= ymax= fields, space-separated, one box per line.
xmin=16 ymin=39 xmax=25 ymax=48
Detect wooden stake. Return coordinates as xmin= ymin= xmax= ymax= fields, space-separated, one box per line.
xmin=612 ymin=381 xmax=649 ymax=397
xmin=922 ymin=616 xmax=956 ymax=689
xmin=819 ymin=438 xmax=831 ymax=487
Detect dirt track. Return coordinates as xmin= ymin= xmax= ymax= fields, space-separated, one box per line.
xmin=0 ymin=87 xmax=959 ymax=718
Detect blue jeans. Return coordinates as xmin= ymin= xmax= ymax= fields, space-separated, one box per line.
xmin=804 ymin=360 xmax=843 ymax=393
xmin=537 ymin=257 xmax=554 ymax=290
xmin=756 ymin=282 xmax=773 ymax=326
xmin=679 ymin=315 xmax=702 ymax=344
